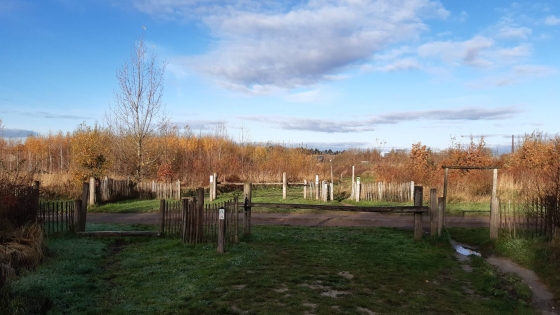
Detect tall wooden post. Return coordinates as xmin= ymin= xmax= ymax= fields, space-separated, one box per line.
xmin=490 ymin=168 xmax=499 ymax=240
xmin=315 ymin=175 xmax=319 ymax=200
xmin=243 ymin=183 xmax=252 ymax=237
xmin=355 ymin=177 xmax=361 ymax=202
xmin=89 ymin=177 xmax=95 ymax=205
xmin=438 ymin=197 xmax=444 ymax=236
xmin=181 ymin=198 xmax=188 ymax=243
xmin=430 ymin=188 xmax=437 ymax=236
xmin=234 ymin=196 xmax=239 ymax=243
xmin=330 ymin=182 xmax=334 ymax=202
xmin=213 ymin=172 xmax=218 ymax=200
xmin=78 ymin=182 xmax=88 ymax=232
xmin=159 ymin=199 xmax=166 ymax=237
xmin=209 ymin=175 xmax=214 ymax=202
xmin=197 ymin=188 xmax=204 ymax=242
xmin=282 ymin=172 xmax=287 ymax=200
xmin=443 ymin=167 xmax=449 ymax=229
xmin=351 ymin=166 xmax=355 ymax=199
xmin=304 ymin=180 xmax=307 ymax=199
xmin=414 ymin=186 xmax=423 ymax=240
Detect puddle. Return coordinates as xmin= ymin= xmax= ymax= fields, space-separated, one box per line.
xmin=450 ymin=240 xmax=481 ymax=257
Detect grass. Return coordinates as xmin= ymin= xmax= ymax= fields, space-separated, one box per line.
xmin=2 ymin=225 xmax=537 ymax=315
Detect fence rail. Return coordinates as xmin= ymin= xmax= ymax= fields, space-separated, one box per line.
xmin=96 ymin=177 xmax=181 ymax=203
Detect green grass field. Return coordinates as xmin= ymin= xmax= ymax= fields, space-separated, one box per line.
xmin=2 ymin=225 xmax=537 ymax=315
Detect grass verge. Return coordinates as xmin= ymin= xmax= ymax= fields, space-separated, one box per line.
xmin=2 ymin=225 xmax=537 ymax=314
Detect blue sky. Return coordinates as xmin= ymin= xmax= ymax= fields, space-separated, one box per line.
xmin=1 ymin=0 xmax=559 ymax=153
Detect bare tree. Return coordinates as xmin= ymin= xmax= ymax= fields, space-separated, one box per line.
xmin=107 ymin=34 xmax=168 ymax=181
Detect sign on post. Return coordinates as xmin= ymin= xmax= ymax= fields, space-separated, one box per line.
xmin=219 ymin=208 xmax=225 ymax=220
xmin=217 ymin=207 xmax=226 ymax=253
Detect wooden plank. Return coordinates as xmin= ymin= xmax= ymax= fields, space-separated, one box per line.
xmin=239 ymin=202 xmax=429 ymax=213
xmin=413 ymin=186 xmax=423 ymax=240
xmin=77 ymin=231 xmax=161 ymax=237
xmin=430 ymin=188 xmax=437 ymax=236
xmin=490 ymin=168 xmax=499 ymax=240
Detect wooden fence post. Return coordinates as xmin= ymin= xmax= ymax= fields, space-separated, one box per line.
xmin=303 ymin=180 xmax=307 ymax=199
xmin=443 ymin=168 xmax=448 ymax=228
xmin=430 ymin=188 xmax=437 ymax=236
xmin=330 ymin=182 xmax=334 ymax=202
xmin=217 ymin=206 xmax=226 ymax=253
xmin=315 ymin=175 xmax=319 ymax=200
xmin=213 ymin=172 xmax=218 ymax=200
xmin=77 ymin=182 xmax=88 ymax=232
xmin=414 ymin=186 xmax=423 ymax=240
xmin=181 ymin=198 xmax=188 ymax=243
xmin=89 ymin=177 xmax=95 ymax=205
xmin=490 ymin=168 xmax=499 ymax=240
xmin=244 ymin=183 xmax=252 ymax=237
xmin=208 ymin=175 xmax=214 ymax=201
xmin=73 ymin=199 xmax=81 ymax=233
xmin=438 ymin=197 xmax=444 ymax=236
xmin=197 ymin=188 xmax=204 ymax=243
xmin=282 ymin=172 xmax=287 ymax=200
xmin=355 ymin=177 xmax=361 ymax=202
xmin=159 ymin=199 xmax=166 ymax=237
xmin=234 ymin=196 xmax=239 ymax=243
xmin=351 ymin=166 xmax=355 ymax=199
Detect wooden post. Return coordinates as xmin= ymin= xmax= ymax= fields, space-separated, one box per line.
xmin=438 ymin=197 xmax=444 ymax=236
xmin=89 ymin=177 xmax=95 ymax=205
xmin=282 ymin=172 xmax=287 ymax=200
xmin=177 ymin=180 xmax=181 ymax=200
xmin=355 ymin=177 xmax=361 ymax=202
xmin=490 ymin=168 xmax=499 ymax=240
xmin=181 ymin=198 xmax=188 ymax=243
xmin=213 ymin=172 xmax=218 ymax=200
xmin=78 ymin=182 xmax=88 ymax=232
xmin=330 ymin=182 xmax=334 ymax=202
xmin=197 ymin=188 xmax=204 ymax=242
xmin=315 ymin=175 xmax=319 ymax=200
xmin=430 ymin=188 xmax=437 ymax=236
xmin=217 ymin=206 xmax=226 ymax=253
xmin=303 ymin=180 xmax=307 ymax=199
xmin=410 ymin=181 xmax=414 ymax=201
xmin=351 ymin=166 xmax=355 ymax=199
xmin=443 ymin=168 xmax=449 ymax=229
xmin=159 ymin=199 xmax=166 ymax=237
xmin=243 ymin=183 xmax=252 ymax=237
xmin=414 ymin=186 xmax=423 ymax=240
xmin=209 ymin=175 xmax=214 ymax=202
xmin=73 ymin=199 xmax=81 ymax=233
xmin=234 ymin=196 xmax=239 ymax=243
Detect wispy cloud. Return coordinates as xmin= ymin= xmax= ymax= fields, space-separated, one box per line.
xmin=376 ymin=58 xmax=421 ymax=72
xmin=496 ymin=26 xmax=532 ymax=40
xmin=244 ymin=106 xmax=520 ymax=133
xmin=469 ymin=64 xmax=557 ymax=87
xmin=418 ymin=36 xmax=494 ymax=68
xmin=0 ymin=110 xmax=90 ymax=120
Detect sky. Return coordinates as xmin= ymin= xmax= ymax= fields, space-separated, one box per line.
xmin=1 ymin=0 xmax=559 ymax=153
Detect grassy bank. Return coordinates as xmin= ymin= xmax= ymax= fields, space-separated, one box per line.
xmin=2 ymin=225 xmax=536 ymax=314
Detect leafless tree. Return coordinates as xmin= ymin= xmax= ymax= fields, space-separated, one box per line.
xmin=107 ymin=34 xmax=168 ymax=181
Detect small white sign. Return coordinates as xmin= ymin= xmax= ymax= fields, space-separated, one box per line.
xmin=210 ymin=175 xmax=214 ymax=183
xmin=219 ymin=208 xmax=225 ymax=220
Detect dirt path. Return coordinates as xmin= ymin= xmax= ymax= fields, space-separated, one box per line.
xmin=87 ymin=211 xmax=490 ymax=228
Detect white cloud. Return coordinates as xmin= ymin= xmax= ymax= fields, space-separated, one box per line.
xmin=496 ymin=26 xmax=532 ymax=39
xmin=377 ymin=58 xmax=421 ymax=72
xmin=468 ymin=64 xmax=557 ymax=88
xmin=495 ymin=44 xmax=532 ymax=58
xmin=545 ymin=15 xmax=560 ymax=26
xmin=142 ymin=0 xmax=449 ymax=93
xmin=285 ymin=89 xmax=323 ymax=103
xmin=418 ymin=36 xmax=494 ymax=68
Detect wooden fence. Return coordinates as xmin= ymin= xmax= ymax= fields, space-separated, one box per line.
xmin=0 ymin=183 xmax=40 ymax=227
xmin=358 ymin=181 xmax=414 ymax=202
xmin=95 ymin=177 xmax=181 ymax=203
xmin=160 ymin=195 xmax=240 ymax=245
xmin=500 ymin=196 xmax=559 ymax=238
xmin=39 ymin=200 xmax=76 ymax=235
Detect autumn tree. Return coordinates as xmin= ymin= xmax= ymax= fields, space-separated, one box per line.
xmin=69 ymin=123 xmax=111 ymax=182
xmin=106 ymin=33 xmax=168 ymax=181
